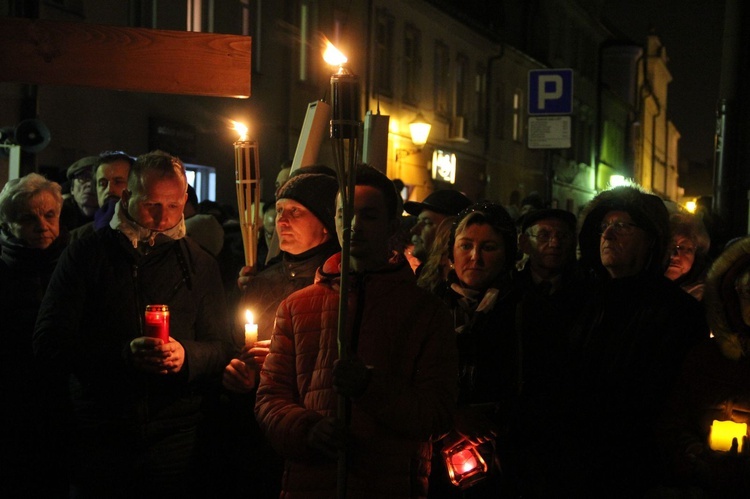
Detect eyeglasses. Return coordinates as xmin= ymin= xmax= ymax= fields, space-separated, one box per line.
xmin=671 ymin=244 xmax=696 ymax=256
xmin=528 ymin=230 xmax=572 ymax=243
xmin=598 ymin=220 xmax=639 ymax=235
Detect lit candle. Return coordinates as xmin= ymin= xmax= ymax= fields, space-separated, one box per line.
xmin=442 ymin=437 xmax=488 ymax=487
xmin=244 ymin=309 xmax=258 ymax=347
xmin=144 ymin=304 xmax=170 ymax=342
xmin=709 ymin=419 xmax=747 ymax=452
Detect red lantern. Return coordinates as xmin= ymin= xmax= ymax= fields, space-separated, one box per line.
xmin=442 ymin=436 xmax=488 ymax=488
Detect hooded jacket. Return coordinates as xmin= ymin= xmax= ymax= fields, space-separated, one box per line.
xmin=660 ymin=236 xmax=750 ymax=496
xmin=255 ymin=253 xmax=458 ymax=499
xmin=553 ymin=186 xmax=709 ymax=496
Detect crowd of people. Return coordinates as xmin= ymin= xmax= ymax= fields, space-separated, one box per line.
xmin=2 ymin=149 xmax=750 ymax=498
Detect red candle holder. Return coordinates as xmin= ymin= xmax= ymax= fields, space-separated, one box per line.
xmin=441 ymin=437 xmax=488 ymax=489
xmin=144 ymin=304 xmax=170 ymax=342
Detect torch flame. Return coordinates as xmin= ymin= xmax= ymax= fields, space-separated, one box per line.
xmin=323 ymin=39 xmax=347 ymax=66
xmin=232 ymin=120 xmax=249 ymax=141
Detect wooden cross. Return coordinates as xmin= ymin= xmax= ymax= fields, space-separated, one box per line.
xmin=0 ymin=16 xmax=252 ymax=97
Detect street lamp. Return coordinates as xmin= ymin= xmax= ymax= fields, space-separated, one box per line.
xmin=396 ymin=112 xmax=432 ymax=161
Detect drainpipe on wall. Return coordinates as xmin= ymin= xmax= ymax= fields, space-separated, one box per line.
xmin=483 ymin=46 xmax=505 ymax=156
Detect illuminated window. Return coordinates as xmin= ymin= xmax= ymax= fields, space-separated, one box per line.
xmin=513 ymin=89 xmax=523 ymax=142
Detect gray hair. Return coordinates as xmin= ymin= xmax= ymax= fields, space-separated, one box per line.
xmin=0 ymin=173 xmax=63 ymax=228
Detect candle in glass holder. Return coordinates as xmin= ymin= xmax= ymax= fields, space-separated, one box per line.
xmin=709 ymin=419 xmax=747 ymax=452
xmin=441 ymin=436 xmax=488 ymax=488
xmin=244 ymin=309 xmax=258 ymax=346
xmin=144 ymin=304 xmax=170 ymax=343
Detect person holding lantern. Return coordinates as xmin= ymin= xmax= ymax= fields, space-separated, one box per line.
xmin=658 ymin=236 xmax=750 ymax=496
xmin=255 ymin=165 xmax=458 ymax=498
xmin=426 ymin=201 xmax=522 ymax=498
xmin=33 ymin=150 xmax=235 ymax=498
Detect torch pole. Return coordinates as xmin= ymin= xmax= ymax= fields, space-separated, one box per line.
xmin=234 ymin=139 xmax=262 ymax=269
xmin=330 ymin=63 xmax=360 ymax=499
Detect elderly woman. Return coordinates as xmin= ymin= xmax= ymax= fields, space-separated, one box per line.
xmin=428 ymin=201 xmax=519 ymax=498
xmin=0 ymin=172 xmax=67 ymax=497
xmin=665 ymin=211 xmax=712 ymax=300
xmin=660 ymin=236 xmax=750 ymax=496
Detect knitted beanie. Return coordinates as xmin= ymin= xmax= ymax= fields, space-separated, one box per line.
xmin=276 ymin=173 xmax=339 ymax=234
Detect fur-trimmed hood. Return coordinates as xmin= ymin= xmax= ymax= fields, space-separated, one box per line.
xmin=578 ymin=185 xmax=670 ymax=278
xmin=704 ymin=236 xmax=750 ymax=360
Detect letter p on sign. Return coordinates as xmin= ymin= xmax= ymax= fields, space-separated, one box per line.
xmin=528 ymin=69 xmax=573 ymax=115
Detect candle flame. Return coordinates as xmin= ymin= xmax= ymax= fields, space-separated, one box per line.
xmin=232 ymin=121 xmax=249 ymax=141
xmin=245 ymin=309 xmax=254 ymax=325
xmin=323 ymin=40 xmax=347 ymax=66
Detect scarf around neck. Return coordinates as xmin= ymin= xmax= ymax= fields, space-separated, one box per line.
xmin=110 ymin=201 xmax=186 ymax=248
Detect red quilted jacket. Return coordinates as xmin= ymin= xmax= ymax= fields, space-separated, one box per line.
xmin=255 ymin=253 xmax=458 ymax=498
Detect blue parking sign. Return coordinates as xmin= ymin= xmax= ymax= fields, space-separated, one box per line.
xmin=528 ymin=69 xmax=573 ymax=115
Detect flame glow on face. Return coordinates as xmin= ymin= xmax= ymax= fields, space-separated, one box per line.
xmin=323 ymin=39 xmax=347 ymax=66
xmin=232 ymin=121 xmax=248 ymax=141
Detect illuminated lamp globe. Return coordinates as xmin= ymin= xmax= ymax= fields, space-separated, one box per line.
xmin=409 ymin=113 xmax=431 ymax=149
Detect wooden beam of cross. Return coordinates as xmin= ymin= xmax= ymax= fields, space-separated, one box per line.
xmin=0 ymin=16 xmax=251 ymax=98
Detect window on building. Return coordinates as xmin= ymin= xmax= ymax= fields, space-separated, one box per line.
xmin=512 ymin=89 xmax=523 ymax=142
xmin=474 ymin=63 xmax=487 ymax=133
xmin=455 ymin=53 xmax=468 ymax=118
xmin=374 ymin=9 xmax=394 ymax=97
xmin=493 ymin=82 xmax=505 ymax=139
xmin=403 ymin=23 xmax=421 ymax=105
xmin=434 ymin=41 xmax=450 ymax=118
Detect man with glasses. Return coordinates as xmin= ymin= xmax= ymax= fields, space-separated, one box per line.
xmin=529 ymin=186 xmax=709 ymax=497
xmin=60 ymin=155 xmax=100 ymax=231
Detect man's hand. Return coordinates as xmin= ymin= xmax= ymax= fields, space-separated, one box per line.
xmin=307 ymin=417 xmax=346 ymax=459
xmin=129 ymin=336 xmax=185 ymax=374
xmin=237 ymin=265 xmax=255 ymax=291
xmin=222 ymin=358 xmax=256 ymax=393
xmin=332 ymin=357 xmax=372 ymax=398
xmin=244 ymin=339 xmax=271 ymax=370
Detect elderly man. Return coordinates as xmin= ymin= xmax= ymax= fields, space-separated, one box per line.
xmin=255 ymin=165 xmax=458 ymax=498
xmin=530 ymin=186 xmax=709 ymax=497
xmin=60 ymin=155 xmax=100 ymax=231
xmin=70 ymin=150 xmax=134 ymax=240
xmin=34 ymin=150 xmax=235 ymax=498
xmin=404 ymin=189 xmax=472 ymax=275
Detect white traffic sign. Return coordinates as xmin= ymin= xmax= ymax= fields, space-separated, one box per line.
xmin=528 ymin=116 xmax=571 ymax=149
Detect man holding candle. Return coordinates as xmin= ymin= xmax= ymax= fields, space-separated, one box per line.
xmin=33 ymin=150 xmax=235 ymax=498
xmin=226 ymin=169 xmax=341 ymax=390
xmin=255 ymin=165 xmax=458 ymax=498
xmin=221 ymin=170 xmax=340 ymax=498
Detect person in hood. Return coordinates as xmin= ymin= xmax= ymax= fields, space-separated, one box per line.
xmin=659 ymin=236 xmax=750 ymax=496
xmin=540 ymin=186 xmax=709 ymax=496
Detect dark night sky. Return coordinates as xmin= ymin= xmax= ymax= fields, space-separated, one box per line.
xmin=601 ymin=0 xmax=726 ymax=164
